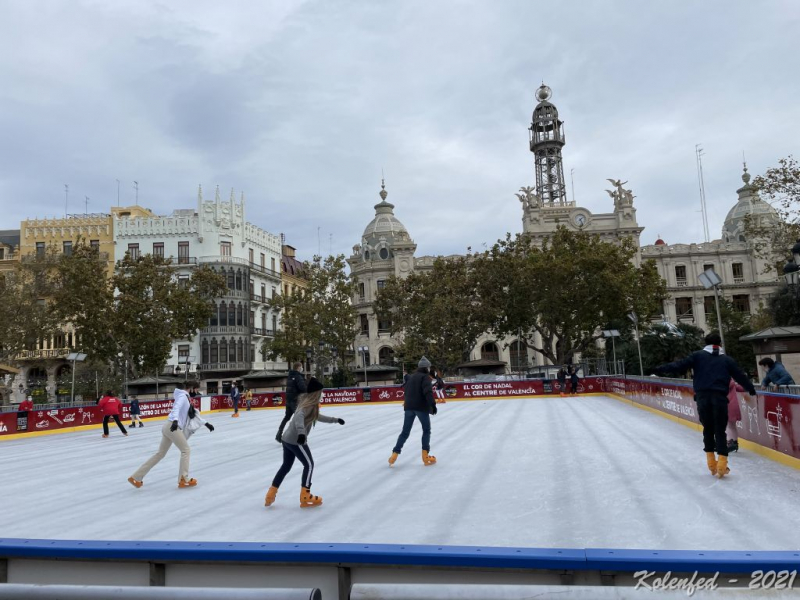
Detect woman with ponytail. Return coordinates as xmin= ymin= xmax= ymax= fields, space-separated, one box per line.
xmin=265 ymin=377 xmax=345 ymax=508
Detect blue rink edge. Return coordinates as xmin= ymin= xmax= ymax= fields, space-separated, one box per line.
xmin=1 ymin=539 xmax=799 ymax=573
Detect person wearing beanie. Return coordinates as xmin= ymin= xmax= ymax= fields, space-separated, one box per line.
xmin=654 ymin=332 xmax=756 ymax=479
xmin=388 ymin=356 xmax=438 ymax=467
xmin=265 ymin=377 xmax=345 ymax=508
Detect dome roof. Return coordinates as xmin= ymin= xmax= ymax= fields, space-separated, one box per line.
xmin=722 ymin=166 xmax=779 ymax=242
xmin=361 ymin=181 xmax=410 ymax=242
xmin=655 ymin=237 xmax=666 ymax=246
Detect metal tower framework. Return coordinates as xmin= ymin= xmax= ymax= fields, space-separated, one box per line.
xmin=529 ymin=85 xmax=568 ymax=206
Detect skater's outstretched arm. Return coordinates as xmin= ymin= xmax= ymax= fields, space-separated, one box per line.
xmin=317 ymin=413 xmax=345 ymax=425
xmin=655 ymin=355 xmax=695 ymax=377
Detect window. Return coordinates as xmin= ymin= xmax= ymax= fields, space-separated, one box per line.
xmin=261 ymin=312 xmax=267 ymax=332
xmin=227 ymin=270 xmax=235 ymax=289
xmin=249 ymin=279 xmax=254 ymax=295
xmin=481 ymin=342 xmax=499 ymax=362
xmin=90 ymin=240 xmax=100 ymax=251
xmin=284 ymin=284 xmax=289 ymax=296
xmin=218 ymin=302 xmax=227 ymax=326
xmin=0 ymin=248 xmax=4 ymax=260
xmin=210 ymin=303 xmax=218 ymax=327
xmin=202 ymin=340 xmax=209 ymax=364
xmin=271 ymin=257 xmax=276 ymax=272
xmin=732 ymin=294 xmax=751 ymax=314
xmin=271 ymin=286 xmax=276 ymax=298
xmin=228 ymin=304 xmax=235 ymax=327
xmin=703 ymin=264 xmax=714 ymax=273
xmin=127 ymin=243 xmax=140 ymax=260
xmin=36 ymin=242 xmax=45 ymax=257
xmin=220 ymin=241 xmax=232 ymax=257
xmin=237 ymin=339 xmax=244 ymax=362
xmin=377 ymin=280 xmax=386 ymax=290
xmin=260 ymin=253 xmax=265 ymax=268
xmin=178 ymin=242 xmax=189 ymax=264
xmin=178 ymin=345 xmax=190 ymax=360
xmin=250 ymin=310 xmax=255 ymax=329
xmin=249 ymin=248 xmax=254 ymax=263
xmin=237 ymin=303 xmax=243 ymax=326
xmin=153 ymin=243 xmax=164 ymax=258
xmin=360 ymin=314 xmax=369 ymax=335
xmin=178 ymin=275 xmax=189 ymax=288
xmin=510 ymin=340 xmax=526 ymax=370
xmin=358 ymin=282 xmax=365 ymax=300
xmin=704 ymin=296 xmax=716 ymax=316
xmin=210 ymin=339 xmax=219 ymax=364
xmin=251 ymin=344 xmax=256 ymax=363
xmin=229 ymin=339 xmax=237 ymax=362
xmin=378 ymin=318 xmax=391 ymax=333
xmin=379 ymin=347 xmax=395 ymax=365
xmin=674 ymin=265 xmax=687 ymax=286
xmin=62 ymin=241 xmax=72 ymax=256
xmin=272 ymin=315 xmax=277 ymax=333
xmin=732 ymin=262 xmax=744 ymax=283
xmin=219 ymin=339 xmax=228 ymax=363
xmin=379 ymin=247 xmax=389 ymax=260
xmin=261 ymin=283 xmax=266 ymax=300
xmin=235 ymin=269 xmax=242 ymax=290
xmin=676 ymin=297 xmax=693 ymax=319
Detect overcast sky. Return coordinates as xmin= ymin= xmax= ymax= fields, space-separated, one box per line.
xmin=1 ymin=1 xmax=798 ymax=260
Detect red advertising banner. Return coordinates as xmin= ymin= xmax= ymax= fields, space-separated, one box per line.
xmin=0 ymin=412 xmax=17 ymax=435
xmin=606 ymin=377 xmax=800 ymax=461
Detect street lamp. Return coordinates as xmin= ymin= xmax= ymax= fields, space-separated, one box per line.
xmin=601 ymin=330 xmax=621 ymax=375
xmin=358 ymin=345 xmax=369 ymax=387
xmin=698 ymin=268 xmax=725 ymax=348
xmin=305 ymin=348 xmax=313 ymax=374
xmin=66 ymin=352 xmax=87 ymax=404
xmin=626 ymin=313 xmax=644 ymax=376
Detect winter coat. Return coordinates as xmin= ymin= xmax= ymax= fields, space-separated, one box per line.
xmin=762 ymin=362 xmax=795 ymax=387
xmin=285 ymin=370 xmax=307 ymax=410
xmin=727 ymin=379 xmax=744 ymax=423
xmin=570 ymin=372 xmax=579 ymax=385
xmin=656 ymin=346 xmax=755 ymax=396
xmin=281 ymin=406 xmax=339 ymax=445
xmin=184 ymin=409 xmax=211 ymax=439
xmin=168 ymin=389 xmax=192 ymax=430
xmin=18 ymin=399 xmax=33 ymax=411
xmin=98 ymin=395 xmax=122 ymax=416
xmin=557 ymin=370 xmax=567 ymax=384
xmin=403 ymin=368 xmax=435 ymax=413
xmin=129 ymin=399 xmax=140 ymax=415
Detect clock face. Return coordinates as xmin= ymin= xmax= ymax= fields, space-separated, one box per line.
xmin=574 ymin=214 xmax=587 ymax=227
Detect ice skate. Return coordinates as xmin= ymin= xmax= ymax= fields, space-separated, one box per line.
xmin=388 ymin=452 xmax=399 ymax=466
xmin=265 ymin=486 xmax=278 ymax=507
xmin=300 ymin=487 xmax=322 ymax=508
xmin=127 ymin=477 xmax=143 ymax=488
xmin=422 ymin=450 xmax=437 ymax=466
xmin=705 ymin=452 xmax=717 ymax=476
xmin=138 ymin=423 xmax=143 ymax=428
xmin=102 ymin=434 xmax=108 ymax=438
xmin=727 ymin=439 xmax=739 ymax=453
xmin=231 ymin=413 xmax=239 ymax=418
xmin=130 ymin=422 xmax=135 ymax=427
xmin=178 ymin=477 xmax=198 ymax=488
xmin=716 ymin=456 xmax=730 ymax=479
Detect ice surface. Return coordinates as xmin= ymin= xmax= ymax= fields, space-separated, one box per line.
xmin=2 ymin=396 xmax=800 ymax=550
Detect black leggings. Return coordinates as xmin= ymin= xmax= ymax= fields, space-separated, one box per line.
xmin=272 ymin=442 xmax=314 ymax=489
xmin=103 ymin=415 xmax=127 ymax=435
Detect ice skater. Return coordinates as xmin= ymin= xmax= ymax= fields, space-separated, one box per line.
xmin=265 ymin=377 xmax=345 ymax=508
xmin=129 ymin=396 xmax=143 ymax=428
xmin=569 ymin=367 xmax=580 ymax=395
xmin=230 ymin=382 xmax=241 ymax=418
xmin=98 ymin=390 xmax=127 ymax=438
xmin=557 ymin=367 xmax=567 ymax=397
xmin=654 ymin=332 xmax=756 ymax=479
xmin=388 ymin=356 xmax=438 ymax=467
xmin=276 ymin=362 xmax=307 ymax=443
xmin=726 ymin=378 xmax=744 ymax=453
xmin=128 ymin=383 xmax=214 ymax=489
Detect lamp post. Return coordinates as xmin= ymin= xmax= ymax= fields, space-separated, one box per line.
xmin=358 ymin=345 xmax=369 ymax=387
xmin=602 ymin=330 xmax=621 ymax=375
xmin=626 ymin=314 xmax=644 ymax=376
xmin=305 ymin=348 xmax=312 ymax=374
xmin=698 ymin=268 xmax=725 ymax=348
xmin=66 ymin=352 xmax=87 ymax=404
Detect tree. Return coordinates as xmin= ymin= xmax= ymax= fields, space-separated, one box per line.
xmin=708 ymin=298 xmax=756 ymax=374
xmin=375 ymin=256 xmax=493 ymax=374
xmin=53 ymin=241 xmax=226 ymax=379
xmin=473 ymin=228 xmax=666 ymax=366
xmin=263 ymin=255 xmax=357 ymax=373
xmin=745 ymin=155 xmax=800 ymax=274
xmin=0 ymin=247 xmax=60 ymax=365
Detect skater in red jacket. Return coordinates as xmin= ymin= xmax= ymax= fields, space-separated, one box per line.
xmin=98 ymin=390 xmax=128 ymax=438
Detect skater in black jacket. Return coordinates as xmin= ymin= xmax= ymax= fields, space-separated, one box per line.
xmin=276 ymin=363 xmax=307 ymax=443
xmin=389 ymin=356 xmax=437 ymax=467
xmin=654 ymin=332 xmax=756 ymax=479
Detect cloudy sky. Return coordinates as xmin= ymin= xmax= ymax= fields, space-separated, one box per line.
xmin=1 ymin=1 xmax=798 ymax=260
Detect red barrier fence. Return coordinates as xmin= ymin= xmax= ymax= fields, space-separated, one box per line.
xmin=604 ymin=377 xmax=800 ymax=461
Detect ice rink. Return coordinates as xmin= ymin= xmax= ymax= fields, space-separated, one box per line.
xmin=3 ymin=395 xmax=800 ymax=551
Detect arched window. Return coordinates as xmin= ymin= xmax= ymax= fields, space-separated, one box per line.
xmin=229 ymin=338 xmax=237 ymax=362
xmin=509 ymin=340 xmax=526 ymax=370
xmin=228 ymin=303 xmax=235 ymax=328
xmin=378 ymin=346 xmax=395 ymax=366
xmin=210 ymin=303 xmax=218 ymax=327
xmin=237 ymin=303 xmax=243 ymax=326
xmin=481 ymin=342 xmax=499 ymax=362
xmin=235 ymin=269 xmax=242 ymax=290
xmin=237 ymin=339 xmax=244 ymax=362
xmin=227 ymin=269 xmax=235 ymax=289
xmin=219 ymin=339 xmax=228 ymax=364
xmin=202 ymin=339 xmax=209 ymax=364
xmin=210 ymin=339 xmax=218 ymax=364
xmin=218 ymin=302 xmax=227 ymax=326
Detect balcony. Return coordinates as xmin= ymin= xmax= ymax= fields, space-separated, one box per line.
xmin=174 ymin=256 xmax=198 ymax=265
xmin=251 ymin=327 xmax=275 ymax=337
xmin=199 ymin=362 xmax=251 ymax=372
xmin=201 ymin=325 xmax=250 ymax=335
xmin=733 ymin=277 xmax=745 ymax=284
xmin=250 ymin=293 xmax=272 ymax=304
xmin=198 ymin=256 xmax=280 ymax=280
xmin=17 ymin=348 xmax=72 ymax=360
xmin=675 ymin=279 xmax=688 ymax=288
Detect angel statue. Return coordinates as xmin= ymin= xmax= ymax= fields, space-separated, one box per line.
xmin=515 ymin=186 xmax=539 ymax=209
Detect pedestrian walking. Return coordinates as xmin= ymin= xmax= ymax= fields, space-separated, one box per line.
xmin=276 ymin=362 xmax=307 ymax=443
xmin=654 ymin=332 xmax=756 ymax=479
xmin=388 ymin=356 xmax=438 ymax=467
xmin=128 ymin=383 xmax=214 ymax=489
xmin=98 ymin=390 xmax=127 ymax=438
xmin=264 ymin=377 xmax=345 ymax=508
xmin=129 ymin=396 xmax=143 ymax=428
xmin=759 ymin=357 xmax=795 ymax=388
xmin=230 ymin=382 xmax=241 ymax=418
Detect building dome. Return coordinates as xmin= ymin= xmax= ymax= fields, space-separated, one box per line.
xmin=722 ymin=165 xmax=779 ymax=243
xmin=359 ymin=181 xmax=411 ymax=262
xmin=655 ymin=237 xmax=666 ymax=246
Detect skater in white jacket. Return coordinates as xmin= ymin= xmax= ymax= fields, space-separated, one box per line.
xmin=128 ymin=383 xmax=214 ymax=489
xmin=265 ymin=377 xmax=344 ymax=508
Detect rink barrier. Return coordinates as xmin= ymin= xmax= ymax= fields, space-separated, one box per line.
xmin=0 ymin=583 xmax=320 ymax=600
xmin=2 ymin=539 xmax=800 ymax=599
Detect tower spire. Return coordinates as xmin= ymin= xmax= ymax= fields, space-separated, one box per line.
xmin=529 ymin=83 xmax=568 ymax=206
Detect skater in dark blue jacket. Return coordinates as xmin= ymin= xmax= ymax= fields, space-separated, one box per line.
xmin=129 ymin=396 xmax=143 ymax=428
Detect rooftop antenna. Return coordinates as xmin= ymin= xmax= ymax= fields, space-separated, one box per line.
xmin=317 ymin=226 xmax=321 ymax=257
xmin=133 ymin=180 xmax=139 ymax=205
xmin=329 ymin=233 xmax=332 ymax=257
xmin=116 ymin=179 xmax=120 ymax=207
xmin=85 ymin=196 xmax=89 ymax=215
xmin=64 ymin=184 xmax=69 ymax=216
xmin=570 ymin=168 xmax=576 ymax=203
xmin=695 ymin=144 xmax=710 ymax=243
